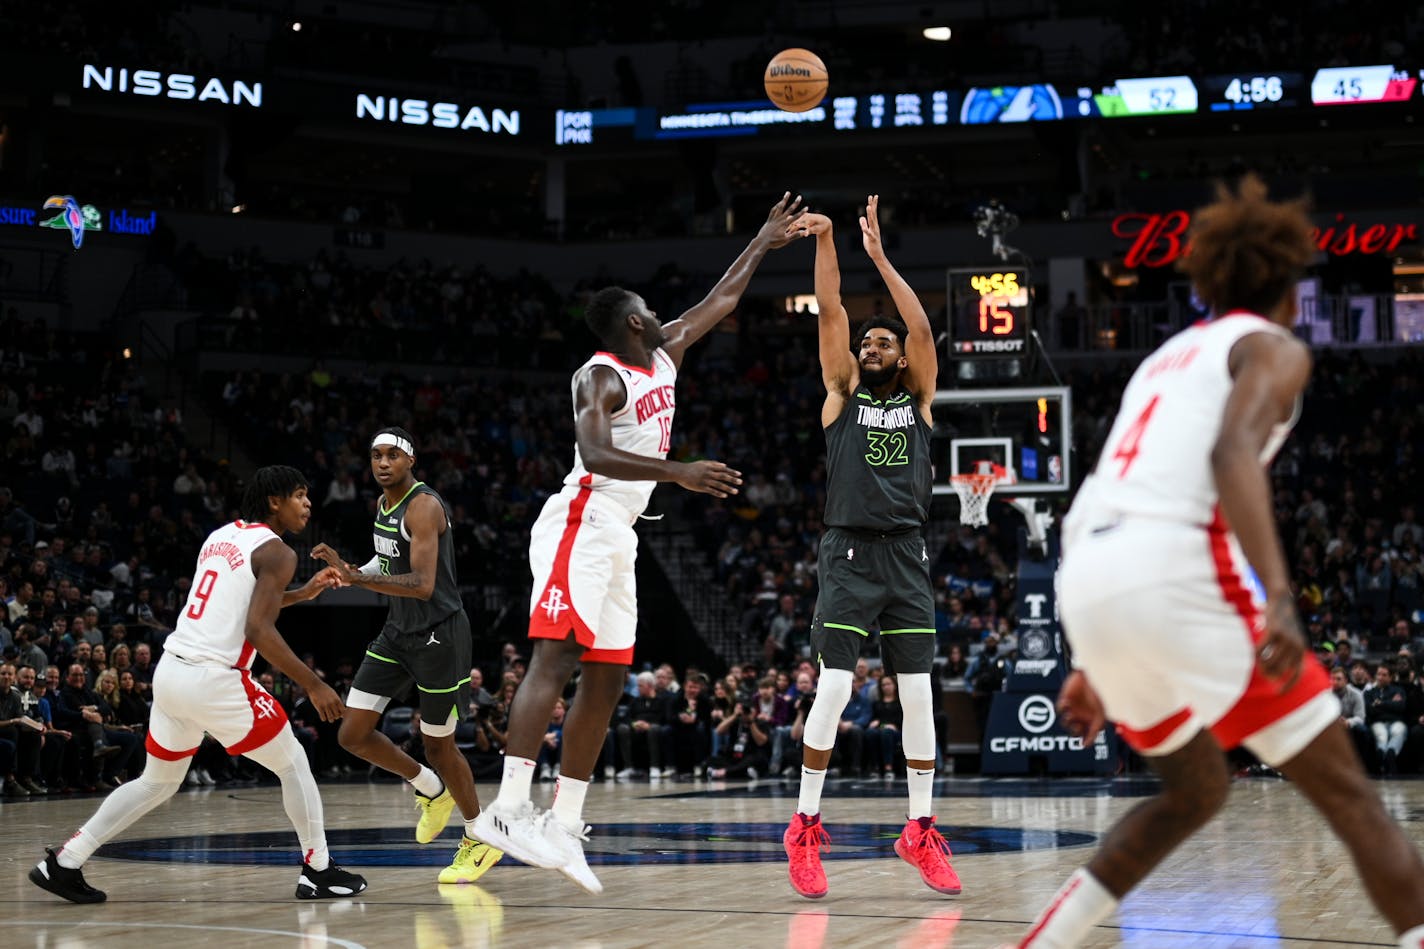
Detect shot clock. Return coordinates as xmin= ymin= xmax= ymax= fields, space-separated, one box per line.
xmin=947 ymin=267 xmax=1030 ymax=357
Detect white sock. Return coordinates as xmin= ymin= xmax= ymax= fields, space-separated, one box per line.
xmin=496 ymin=755 xmax=536 ymax=809
xmin=551 ymin=775 xmax=590 ymax=831
xmin=796 ymin=766 xmax=827 ymax=817
xmin=1020 ymin=868 xmax=1118 ymax=948
xmin=907 ymin=767 xmax=934 ymax=820
xmin=1399 ymin=924 xmax=1424 ymax=949
xmin=410 ymin=764 xmax=443 ymax=798
xmin=57 ymin=831 xmax=92 ymax=869
xmin=464 ymin=818 xmax=480 ymax=841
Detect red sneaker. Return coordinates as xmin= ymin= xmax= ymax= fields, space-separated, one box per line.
xmin=783 ymin=812 xmax=831 ymax=899
xmin=894 ymin=816 xmax=962 ymax=895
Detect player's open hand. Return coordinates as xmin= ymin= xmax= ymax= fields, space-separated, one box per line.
xmin=760 ymin=191 xmax=808 ymax=249
xmin=675 ymin=460 xmax=743 ymax=499
xmin=859 ymin=194 xmax=885 ymax=260
xmin=1057 ymin=670 xmax=1106 ymax=744
xmin=1256 ymin=595 xmax=1306 ymax=692
xmin=309 ymin=681 xmax=345 ymax=722
xmin=789 ymin=212 xmax=833 ymax=239
xmin=310 ymin=544 xmax=357 ymax=583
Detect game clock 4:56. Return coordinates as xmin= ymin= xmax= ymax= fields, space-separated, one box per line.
xmin=1202 ymin=72 xmax=1306 ymax=111
xmin=947 ymin=267 xmax=1030 ymax=357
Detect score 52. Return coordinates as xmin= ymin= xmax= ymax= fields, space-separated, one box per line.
xmin=970 ymin=271 xmax=1020 ymax=335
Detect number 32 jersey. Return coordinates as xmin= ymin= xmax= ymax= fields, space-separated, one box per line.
xmin=562 ymin=349 xmax=678 ymax=519
xmin=1069 ymin=312 xmax=1300 ymax=533
xmin=164 ymin=520 xmax=281 ymax=670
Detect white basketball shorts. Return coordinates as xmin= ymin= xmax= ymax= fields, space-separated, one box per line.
xmin=145 ymin=654 xmax=290 ymax=762
xmin=1059 ymin=512 xmax=1335 ymax=767
xmin=527 ymin=483 xmax=638 ymax=664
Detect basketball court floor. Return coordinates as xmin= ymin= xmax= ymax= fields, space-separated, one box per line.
xmin=3 ymin=773 xmax=1419 ymax=948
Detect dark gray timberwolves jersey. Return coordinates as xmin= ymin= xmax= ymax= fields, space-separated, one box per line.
xmin=822 ymin=387 xmax=931 ymax=530
xmin=371 ymin=482 xmax=462 ymax=633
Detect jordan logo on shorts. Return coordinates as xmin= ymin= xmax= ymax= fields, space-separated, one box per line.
xmin=847 ymin=547 xmax=855 ymax=561
xmin=426 ymin=630 xmax=441 ymax=646
xmin=541 ymin=585 xmax=570 ymax=621
xmin=253 ymin=694 xmax=279 ymax=720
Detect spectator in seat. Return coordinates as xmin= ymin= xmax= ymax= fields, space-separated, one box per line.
xmin=616 ymin=671 xmax=671 ymax=780
xmin=1368 ymin=664 xmax=1409 ymax=775
xmin=536 ymin=698 xmax=565 ymax=781
xmin=1332 ymin=666 xmax=1374 ymax=771
xmin=867 ymin=674 xmax=905 ymax=777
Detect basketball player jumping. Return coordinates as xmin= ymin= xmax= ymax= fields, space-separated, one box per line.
xmin=782 ymin=196 xmax=959 ymax=900
xmin=473 ymin=193 xmax=809 ymax=892
xmin=31 ymin=466 xmax=367 ymax=903
xmin=311 ymin=427 xmax=501 ymax=885
xmin=1011 ymin=176 xmax=1424 ymax=948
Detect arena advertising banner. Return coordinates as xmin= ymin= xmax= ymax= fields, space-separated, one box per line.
xmin=0 ymin=197 xmax=158 ymax=248
xmin=980 ymin=690 xmax=1117 ymax=775
xmin=43 ymin=58 xmax=1424 ymax=148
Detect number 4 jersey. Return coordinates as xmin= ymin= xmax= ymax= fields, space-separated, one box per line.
xmin=1068 ymin=312 xmax=1300 ymax=535
xmin=164 ymin=520 xmax=282 ymax=670
xmin=823 ymin=384 xmax=932 ymax=530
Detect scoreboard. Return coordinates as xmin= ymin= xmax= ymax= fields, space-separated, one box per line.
xmin=947 ymin=267 xmax=1030 ymax=357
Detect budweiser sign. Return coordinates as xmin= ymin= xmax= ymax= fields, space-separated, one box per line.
xmin=1112 ymin=211 xmax=1418 ymax=268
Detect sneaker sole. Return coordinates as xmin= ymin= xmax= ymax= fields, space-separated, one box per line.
xmin=295 ymin=874 xmax=368 ymax=899
xmin=556 ymin=860 xmax=604 ymax=895
xmin=893 ymin=838 xmax=962 ymax=895
xmin=472 ymin=814 xmax=566 ymax=869
xmin=28 ymin=865 xmax=107 ymax=904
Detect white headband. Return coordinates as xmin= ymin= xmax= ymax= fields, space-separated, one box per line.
xmin=371 ymin=433 xmax=414 ymax=456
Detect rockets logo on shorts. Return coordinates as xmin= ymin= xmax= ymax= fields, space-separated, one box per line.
xmin=253 ymin=694 xmax=279 ymax=720
xmin=541 ymin=585 xmax=570 ymax=621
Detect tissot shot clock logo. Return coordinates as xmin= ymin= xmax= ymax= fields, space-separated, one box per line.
xmin=960 ymin=84 xmax=1063 ymax=124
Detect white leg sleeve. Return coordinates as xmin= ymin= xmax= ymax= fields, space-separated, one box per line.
xmin=245 ymin=727 xmax=329 ymax=868
xmin=803 ymin=668 xmax=853 ymax=751
xmin=898 ymin=673 xmax=937 ymax=761
xmin=62 ymin=754 xmax=189 ymax=866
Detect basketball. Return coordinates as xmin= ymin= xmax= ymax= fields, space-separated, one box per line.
xmin=763 ymin=48 xmax=828 ymax=113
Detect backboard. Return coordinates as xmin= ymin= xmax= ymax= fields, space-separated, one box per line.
xmin=931 ymin=386 xmax=1072 ymax=496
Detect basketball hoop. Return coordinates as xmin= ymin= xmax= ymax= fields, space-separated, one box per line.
xmin=950 ymin=461 xmax=1012 ymax=527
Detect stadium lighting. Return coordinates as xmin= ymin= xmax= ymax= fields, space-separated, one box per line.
xmin=923 ymin=26 xmax=952 ymax=41
xmin=291 ymin=21 xmax=302 ymax=32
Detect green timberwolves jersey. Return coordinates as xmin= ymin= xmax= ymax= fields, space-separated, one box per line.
xmin=822 ymin=386 xmax=932 ymax=530
xmin=371 ymin=481 xmax=463 ymax=634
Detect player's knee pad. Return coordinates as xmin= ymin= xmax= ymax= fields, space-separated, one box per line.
xmin=898 ymin=673 xmax=937 ymax=761
xmin=804 ymin=668 xmax=854 ymax=751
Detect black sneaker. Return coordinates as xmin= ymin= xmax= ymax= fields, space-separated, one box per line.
xmin=295 ymin=861 xmax=367 ymax=900
xmin=29 ymin=849 xmax=107 ymax=904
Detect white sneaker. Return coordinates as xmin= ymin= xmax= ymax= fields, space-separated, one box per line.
xmin=603 ymin=765 xmax=614 ymax=780
xmin=185 ymin=769 xmax=200 ymax=787
xmin=615 ymin=768 xmax=635 ymax=781
xmin=198 ymin=769 xmax=217 ymax=786
xmin=659 ymin=767 xmax=677 ymax=779
xmin=542 ymin=815 xmax=603 ymax=895
xmin=472 ymin=800 xmax=569 ymax=869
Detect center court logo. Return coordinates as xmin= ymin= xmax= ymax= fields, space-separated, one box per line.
xmin=1017 ymin=694 xmax=1056 ymax=734
xmin=540 ymin=586 xmax=569 ymax=621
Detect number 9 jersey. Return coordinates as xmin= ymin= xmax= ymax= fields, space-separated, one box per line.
xmin=163 ymin=519 xmax=281 ymax=670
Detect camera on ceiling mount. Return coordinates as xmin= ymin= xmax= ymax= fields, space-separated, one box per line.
xmin=972 ymin=200 xmax=1021 ymax=261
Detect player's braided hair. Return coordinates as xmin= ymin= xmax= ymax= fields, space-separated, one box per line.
xmin=585 ymin=286 xmax=640 ymax=344
xmin=1178 ymin=173 xmax=1316 ymax=317
xmin=239 ymin=465 xmax=309 ymax=523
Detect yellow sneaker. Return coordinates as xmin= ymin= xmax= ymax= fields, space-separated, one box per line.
xmin=437 ymin=836 xmax=504 ymax=884
xmin=415 ymin=787 xmax=456 ymax=844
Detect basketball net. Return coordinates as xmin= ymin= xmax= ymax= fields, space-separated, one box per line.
xmin=950 ymin=462 xmax=1012 ymax=527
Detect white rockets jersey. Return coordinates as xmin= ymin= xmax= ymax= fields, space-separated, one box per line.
xmin=563 ymin=349 xmax=678 ymax=517
xmin=1069 ymin=312 xmax=1301 ymax=531
xmin=164 ymin=520 xmax=282 ymax=670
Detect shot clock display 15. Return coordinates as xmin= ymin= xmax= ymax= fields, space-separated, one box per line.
xmin=947 ymin=267 xmax=1030 ymax=357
